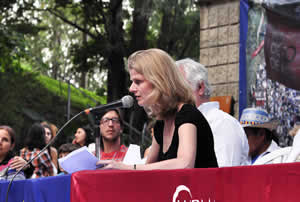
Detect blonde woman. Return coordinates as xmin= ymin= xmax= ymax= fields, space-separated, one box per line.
xmin=97 ymin=48 xmax=218 ymax=170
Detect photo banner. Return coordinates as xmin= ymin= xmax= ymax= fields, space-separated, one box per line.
xmin=264 ymin=4 xmax=300 ymax=90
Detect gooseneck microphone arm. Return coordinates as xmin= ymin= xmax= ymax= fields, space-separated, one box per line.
xmin=5 ymin=95 xmax=134 ymax=202
xmin=5 ymin=110 xmax=85 ymax=202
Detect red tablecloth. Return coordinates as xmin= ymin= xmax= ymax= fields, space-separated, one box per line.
xmin=71 ymin=163 xmax=300 ymax=202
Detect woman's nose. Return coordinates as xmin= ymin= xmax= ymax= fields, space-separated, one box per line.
xmin=129 ymin=83 xmax=136 ymax=92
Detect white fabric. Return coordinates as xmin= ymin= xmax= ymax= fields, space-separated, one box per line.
xmin=198 ymin=101 xmax=249 ymax=167
xmin=247 ymin=140 xmax=280 ymax=165
xmin=253 ymin=146 xmax=291 ymax=165
xmin=286 ymin=130 xmax=300 ymax=163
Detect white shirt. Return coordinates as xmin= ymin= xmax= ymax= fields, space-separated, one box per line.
xmin=198 ymin=102 xmax=249 ymax=167
xmin=249 ymin=140 xmax=280 ymax=164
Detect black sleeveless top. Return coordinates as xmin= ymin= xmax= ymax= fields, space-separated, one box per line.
xmin=154 ymin=104 xmax=218 ymax=168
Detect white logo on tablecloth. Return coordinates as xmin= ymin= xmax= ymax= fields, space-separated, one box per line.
xmin=172 ymin=185 xmax=215 ymax=202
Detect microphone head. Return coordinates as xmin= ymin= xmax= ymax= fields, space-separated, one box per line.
xmin=121 ymin=95 xmax=134 ymax=108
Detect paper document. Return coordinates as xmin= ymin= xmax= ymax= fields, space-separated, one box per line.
xmin=58 ymin=146 xmax=99 ymax=174
xmin=123 ymin=144 xmax=144 ymax=165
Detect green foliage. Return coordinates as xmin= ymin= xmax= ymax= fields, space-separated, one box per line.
xmin=0 ymin=0 xmax=200 ymax=149
xmin=37 ymin=74 xmax=106 ymax=108
xmin=0 ymin=65 xmax=106 ymax=151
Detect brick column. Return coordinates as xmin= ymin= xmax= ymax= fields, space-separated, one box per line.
xmin=199 ymin=0 xmax=240 ymax=118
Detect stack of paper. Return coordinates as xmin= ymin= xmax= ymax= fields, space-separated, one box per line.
xmin=58 ymin=146 xmax=99 ymax=174
xmin=58 ymin=144 xmax=144 ymax=174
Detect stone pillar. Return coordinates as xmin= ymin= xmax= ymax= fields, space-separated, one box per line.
xmin=199 ymin=0 xmax=240 ymax=118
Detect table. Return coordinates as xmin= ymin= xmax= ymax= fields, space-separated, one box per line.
xmin=2 ymin=163 xmax=300 ymax=202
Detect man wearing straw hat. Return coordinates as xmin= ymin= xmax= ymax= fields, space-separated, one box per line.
xmin=240 ymin=107 xmax=280 ymax=164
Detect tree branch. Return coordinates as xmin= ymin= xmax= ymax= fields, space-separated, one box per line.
xmin=46 ymin=8 xmax=98 ymax=40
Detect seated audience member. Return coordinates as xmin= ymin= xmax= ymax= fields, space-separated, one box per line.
xmin=57 ymin=143 xmax=81 ymax=175
xmin=98 ymin=109 xmax=128 ymax=161
xmin=20 ymin=123 xmax=54 ymax=178
xmin=289 ymin=123 xmax=300 ymax=162
xmin=41 ymin=121 xmax=58 ymax=138
xmin=176 ymin=58 xmax=249 ymax=167
xmin=97 ymin=48 xmax=218 ymax=170
xmin=0 ymin=125 xmax=33 ymax=180
xmin=240 ymin=108 xmax=280 ymax=164
xmin=289 ymin=123 xmax=300 ymax=138
xmin=41 ymin=122 xmax=58 ymax=174
xmin=72 ymin=126 xmax=94 ymax=148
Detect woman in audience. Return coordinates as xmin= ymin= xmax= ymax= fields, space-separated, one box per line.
xmin=72 ymin=126 xmax=93 ymax=147
xmin=20 ymin=123 xmax=53 ymax=178
xmin=41 ymin=122 xmax=58 ymax=175
xmin=0 ymin=125 xmax=33 ymax=180
xmin=97 ymin=48 xmax=218 ymax=170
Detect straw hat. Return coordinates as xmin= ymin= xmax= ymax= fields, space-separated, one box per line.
xmin=240 ymin=108 xmax=279 ymax=131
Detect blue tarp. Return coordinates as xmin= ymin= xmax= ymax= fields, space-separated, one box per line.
xmin=0 ymin=174 xmax=71 ymax=202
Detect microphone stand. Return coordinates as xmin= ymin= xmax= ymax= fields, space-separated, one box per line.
xmin=5 ymin=110 xmax=85 ymax=202
xmin=94 ymin=120 xmax=101 ymax=160
xmin=87 ymin=112 xmax=101 ymax=160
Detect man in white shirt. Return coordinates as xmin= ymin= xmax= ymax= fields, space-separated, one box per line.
xmin=176 ymin=58 xmax=249 ymax=167
xmin=239 ymin=107 xmax=280 ymax=164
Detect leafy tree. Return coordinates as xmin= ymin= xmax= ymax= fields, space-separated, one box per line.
xmin=0 ymin=0 xmax=200 ymax=145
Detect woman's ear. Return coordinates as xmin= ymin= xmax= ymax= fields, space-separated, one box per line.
xmin=10 ymin=143 xmax=15 ymax=150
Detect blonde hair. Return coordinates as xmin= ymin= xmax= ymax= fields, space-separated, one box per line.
xmin=128 ymin=48 xmax=195 ymax=119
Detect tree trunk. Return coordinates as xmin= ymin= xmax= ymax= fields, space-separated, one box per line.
xmin=106 ymin=0 xmax=127 ymax=102
xmin=129 ymin=0 xmax=153 ymax=53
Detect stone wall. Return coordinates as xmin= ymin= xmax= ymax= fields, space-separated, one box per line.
xmin=199 ymin=0 xmax=240 ymax=118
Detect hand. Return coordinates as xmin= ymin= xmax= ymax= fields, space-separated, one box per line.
xmin=10 ymin=156 xmax=28 ymax=171
xmin=96 ymin=160 xmax=132 ymax=170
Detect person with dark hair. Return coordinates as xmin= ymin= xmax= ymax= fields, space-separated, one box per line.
xmin=0 ymin=125 xmax=33 ymax=180
xmin=58 ymin=143 xmax=81 ymax=158
xmin=97 ymin=48 xmax=218 ymax=170
xmin=57 ymin=143 xmax=81 ymax=175
xmin=72 ymin=125 xmax=93 ymax=147
xmin=96 ymin=109 xmax=127 ymax=161
xmin=240 ymin=108 xmax=280 ymax=164
xmin=41 ymin=122 xmax=58 ymax=174
xmin=20 ymin=123 xmax=54 ymax=178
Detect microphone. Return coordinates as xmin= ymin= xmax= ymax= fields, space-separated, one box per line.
xmin=84 ymin=95 xmax=134 ymax=115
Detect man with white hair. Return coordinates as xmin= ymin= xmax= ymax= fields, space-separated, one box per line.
xmin=176 ymin=58 xmax=249 ymax=167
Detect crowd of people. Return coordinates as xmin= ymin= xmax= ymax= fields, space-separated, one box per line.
xmin=1 ymin=48 xmax=299 ymax=180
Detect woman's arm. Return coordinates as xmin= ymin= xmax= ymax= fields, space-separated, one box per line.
xmin=145 ymin=136 xmax=159 ymax=164
xmin=10 ymin=156 xmax=28 ymax=170
xmin=10 ymin=156 xmax=34 ymax=178
xmin=97 ymin=123 xmax=197 ymax=170
xmin=51 ymin=147 xmax=58 ymax=169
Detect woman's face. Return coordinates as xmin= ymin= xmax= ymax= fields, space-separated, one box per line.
xmin=44 ymin=128 xmax=52 ymax=144
xmin=0 ymin=129 xmax=13 ymax=160
xmin=74 ymin=128 xmax=87 ymax=146
xmin=129 ymin=69 xmax=154 ymax=107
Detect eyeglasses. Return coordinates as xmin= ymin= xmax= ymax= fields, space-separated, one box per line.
xmin=100 ymin=117 xmax=120 ymax=125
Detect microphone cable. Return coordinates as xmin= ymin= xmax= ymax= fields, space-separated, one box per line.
xmin=5 ymin=110 xmax=85 ymax=202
